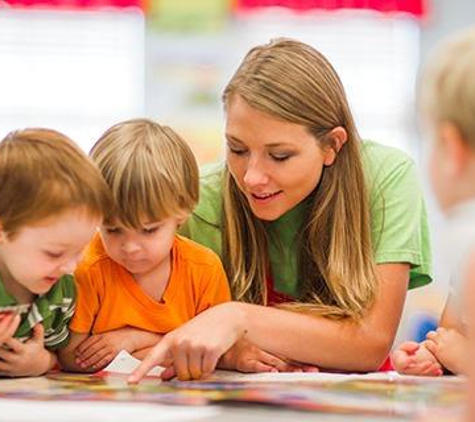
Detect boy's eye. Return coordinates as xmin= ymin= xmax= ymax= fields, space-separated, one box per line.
xmin=142 ymin=227 xmax=158 ymax=235
xmin=44 ymin=251 xmax=64 ymax=259
xmin=105 ymin=227 xmax=120 ymax=235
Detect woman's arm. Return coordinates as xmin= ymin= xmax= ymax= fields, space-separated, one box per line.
xmin=224 ymin=262 xmax=409 ymax=372
xmin=130 ymin=262 xmax=409 ymax=381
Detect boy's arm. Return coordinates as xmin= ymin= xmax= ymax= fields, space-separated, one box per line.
xmin=424 ymin=297 xmax=467 ymax=374
xmin=439 ymin=296 xmax=463 ymax=331
xmin=57 ymin=331 xmax=95 ymax=373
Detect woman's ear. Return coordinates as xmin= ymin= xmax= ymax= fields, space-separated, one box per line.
xmin=323 ymin=126 xmax=348 ymax=166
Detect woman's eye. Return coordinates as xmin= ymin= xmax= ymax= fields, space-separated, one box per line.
xmin=228 ymin=145 xmax=247 ymax=155
xmin=270 ymin=153 xmax=291 ymax=162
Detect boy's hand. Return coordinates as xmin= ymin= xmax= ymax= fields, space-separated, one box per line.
xmin=391 ymin=341 xmax=443 ymax=376
xmin=425 ymin=328 xmax=467 ymax=375
xmin=75 ymin=327 xmax=161 ymax=370
xmin=0 ymin=312 xmax=21 ymax=345
xmin=219 ymin=339 xmax=319 ymax=374
xmin=75 ymin=329 xmax=135 ymax=370
xmin=0 ymin=324 xmax=55 ymax=377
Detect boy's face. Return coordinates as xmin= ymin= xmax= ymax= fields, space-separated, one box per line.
xmin=0 ymin=209 xmax=100 ymax=297
xmin=428 ymin=122 xmax=471 ymax=212
xmin=100 ymin=216 xmax=185 ymax=278
xmin=429 ymin=138 xmax=450 ymax=212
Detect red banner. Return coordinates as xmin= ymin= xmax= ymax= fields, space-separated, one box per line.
xmin=2 ymin=0 xmax=144 ymax=10
xmin=235 ymin=0 xmax=427 ymax=18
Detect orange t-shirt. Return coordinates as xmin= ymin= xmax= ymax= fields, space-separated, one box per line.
xmin=70 ymin=234 xmax=231 ymax=334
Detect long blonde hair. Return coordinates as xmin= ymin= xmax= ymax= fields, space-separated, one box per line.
xmin=222 ymin=39 xmax=378 ymax=320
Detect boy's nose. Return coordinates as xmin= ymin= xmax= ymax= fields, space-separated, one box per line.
xmin=60 ymin=257 xmax=78 ymax=274
xmin=121 ymin=241 xmax=141 ymax=254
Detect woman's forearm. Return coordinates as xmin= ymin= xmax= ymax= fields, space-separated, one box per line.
xmin=231 ymin=263 xmax=409 ymax=371
xmin=233 ymin=302 xmax=388 ymax=371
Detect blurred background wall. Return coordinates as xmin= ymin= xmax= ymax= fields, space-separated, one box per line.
xmin=1 ymin=0 xmax=474 ymax=346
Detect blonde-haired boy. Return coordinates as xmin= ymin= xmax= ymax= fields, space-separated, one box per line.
xmin=60 ymin=119 xmax=230 ymax=373
xmin=392 ymin=28 xmax=475 ymax=377
xmin=0 ymin=128 xmax=111 ymax=377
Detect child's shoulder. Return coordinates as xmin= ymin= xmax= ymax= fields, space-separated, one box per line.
xmin=45 ymin=273 xmax=76 ymax=303
xmin=76 ymin=233 xmax=111 ymax=272
xmin=174 ymin=234 xmax=222 ymax=269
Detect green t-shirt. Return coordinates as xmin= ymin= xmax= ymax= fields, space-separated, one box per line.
xmin=180 ymin=141 xmax=432 ymax=296
xmin=0 ymin=275 xmax=76 ymax=349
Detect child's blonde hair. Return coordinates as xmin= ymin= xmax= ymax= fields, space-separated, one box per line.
xmin=420 ymin=27 xmax=475 ymax=149
xmin=0 ymin=128 xmax=111 ymax=236
xmin=90 ymin=118 xmax=199 ymax=228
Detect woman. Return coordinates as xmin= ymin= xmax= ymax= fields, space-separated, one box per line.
xmin=129 ymin=38 xmax=431 ymax=382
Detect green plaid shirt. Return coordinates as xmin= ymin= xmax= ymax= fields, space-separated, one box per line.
xmin=0 ymin=275 xmax=76 ymax=350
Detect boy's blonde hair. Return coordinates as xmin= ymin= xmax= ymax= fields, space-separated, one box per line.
xmin=90 ymin=118 xmax=199 ymax=228
xmin=0 ymin=128 xmax=111 ymax=235
xmin=420 ymin=27 xmax=475 ymax=149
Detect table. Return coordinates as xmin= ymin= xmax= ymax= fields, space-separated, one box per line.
xmin=0 ymin=370 xmax=463 ymax=422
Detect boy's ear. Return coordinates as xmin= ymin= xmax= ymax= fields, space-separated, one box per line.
xmin=176 ymin=213 xmax=189 ymax=226
xmin=439 ymin=122 xmax=471 ymax=177
xmin=0 ymin=222 xmax=6 ymax=243
xmin=323 ymin=126 xmax=348 ymax=166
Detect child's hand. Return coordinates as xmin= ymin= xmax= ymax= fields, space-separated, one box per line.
xmin=0 ymin=312 xmax=21 ymax=345
xmin=425 ymin=328 xmax=467 ymax=375
xmin=219 ymin=339 xmax=319 ymax=374
xmin=0 ymin=324 xmax=54 ymax=377
xmin=75 ymin=329 xmax=135 ymax=370
xmin=74 ymin=327 xmax=161 ymax=370
xmin=391 ymin=341 xmax=443 ymax=376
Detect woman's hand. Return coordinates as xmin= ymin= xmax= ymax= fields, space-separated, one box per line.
xmin=128 ymin=302 xmax=246 ymax=383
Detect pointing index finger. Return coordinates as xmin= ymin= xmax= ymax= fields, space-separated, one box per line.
xmin=128 ymin=340 xmax=169 ymax=384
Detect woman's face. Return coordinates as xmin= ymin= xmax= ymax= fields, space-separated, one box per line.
xmin=225 ymin=96 xmax=334 ymax=221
